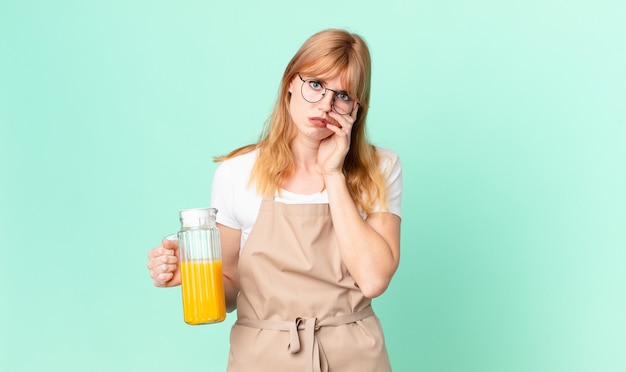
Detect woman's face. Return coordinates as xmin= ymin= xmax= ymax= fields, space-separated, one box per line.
xmin=288 ymin=73 xmax=353 ymax=142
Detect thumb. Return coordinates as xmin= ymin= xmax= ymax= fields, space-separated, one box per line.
xmin=162 ymin=235 xmax=179 ymax=251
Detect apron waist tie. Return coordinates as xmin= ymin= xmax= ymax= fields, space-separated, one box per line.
xmin=236 ymin=306 xmax=375 ymax=372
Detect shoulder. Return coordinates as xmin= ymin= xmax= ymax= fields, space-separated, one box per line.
xmin=214 ymin=149 xmax=258 ymax=181
xmin=211 ymin=149 xmax=262 ymax=231
xmin=217 ymin=149 xmax=258 ymax=171
xmin=375 ymin=147 xmax=402 ymax=177
xmin=373 ymin=147 xmax=402 ymax=218
xmin=212 ymin=149 xmax=260 ymax=198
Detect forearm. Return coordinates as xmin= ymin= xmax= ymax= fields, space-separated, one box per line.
xmin=223 ymin=277 xmax=239 ymax=313
xmin=324 ymin=173 xmax=400 ymax=298
xmin=217 ymin=223 xmax=242 ymax=313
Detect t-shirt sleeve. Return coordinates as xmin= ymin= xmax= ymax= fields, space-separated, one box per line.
xmin=379 ymin=149 xmax=403 ymax=218
xmin=210 ymin=160 xmax=240 ymax=229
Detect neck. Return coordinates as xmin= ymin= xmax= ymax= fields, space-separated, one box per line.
xmin=282 ymin=137 xmax=325 ymax=194
xmin=290 ymin=137 xmax=320 ymax=171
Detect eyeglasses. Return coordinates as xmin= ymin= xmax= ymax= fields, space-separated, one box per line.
xmin=298 ymin=74 xmax=358 ymax=115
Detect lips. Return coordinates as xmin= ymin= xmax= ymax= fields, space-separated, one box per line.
xmin=309 ymin=117 xmax=329 ymax=128
xmin=309 ymin=117 xmax=341 ymax=128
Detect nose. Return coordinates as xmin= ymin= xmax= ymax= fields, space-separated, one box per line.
xmin=318 ymin=90 xmax=334 ymax=112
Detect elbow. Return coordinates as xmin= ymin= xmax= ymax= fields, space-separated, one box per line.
xmin=357 ymin=260 xmax=399 ymax=298
xmin=358 ymin=277 xmax=391 ymax=299
xmin=223 ymin=277 xmax=240 ymax=313
xmin=226 ymin=292 xmax=238 ymax=313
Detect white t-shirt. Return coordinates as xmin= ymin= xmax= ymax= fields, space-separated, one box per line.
xmin=210 ymin=147 xmax=402 ymax=249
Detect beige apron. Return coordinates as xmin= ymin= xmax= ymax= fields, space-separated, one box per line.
xmin=227 ymin=199 xmax=391 ymax=372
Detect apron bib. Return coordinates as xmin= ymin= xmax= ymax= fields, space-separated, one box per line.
xmin=227 ymin=199 xmax=391 ymax=372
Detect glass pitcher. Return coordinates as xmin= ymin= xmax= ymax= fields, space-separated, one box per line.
xmin=169 ymin=207 xmax=226 ymax=325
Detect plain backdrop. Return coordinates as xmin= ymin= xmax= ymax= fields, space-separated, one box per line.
xmin=1 ymin=1 xmax=625 ymax=371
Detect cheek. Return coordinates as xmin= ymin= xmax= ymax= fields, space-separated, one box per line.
xmin=289 ymin=92 xmax=306 ymax=115
xmin=288 ymin=94 xmax=296 ymax=113
xmin=288 ymin=95 xmax=302 ymax=123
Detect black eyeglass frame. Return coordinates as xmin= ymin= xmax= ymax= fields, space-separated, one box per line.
xmin=297 ymin=74 xmax=360 ymax=115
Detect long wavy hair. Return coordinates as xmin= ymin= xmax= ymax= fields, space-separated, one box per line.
xmin=216 ymin=29 xmax=388 ymax=214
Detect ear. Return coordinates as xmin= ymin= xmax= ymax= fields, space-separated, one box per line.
xmin=288 ymin=82 xmax=294 ymax=95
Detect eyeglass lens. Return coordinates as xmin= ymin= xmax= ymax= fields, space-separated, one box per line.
xmin=300 ymin=79 xmax=355 ymax=115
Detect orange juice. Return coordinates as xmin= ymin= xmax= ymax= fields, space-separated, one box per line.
xmin=180 ymin=259 xmax=226 ymax=325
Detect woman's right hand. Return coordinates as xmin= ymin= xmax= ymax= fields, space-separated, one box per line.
xmin=147 ymin=238 xmax=181 ymax=287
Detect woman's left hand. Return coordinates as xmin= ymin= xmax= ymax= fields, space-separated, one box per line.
xmin=317 ymin=105 xmax=359 ymax=175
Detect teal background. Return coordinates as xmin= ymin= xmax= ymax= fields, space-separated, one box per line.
xmin=1 ymin=1 xmax=625 ymax=371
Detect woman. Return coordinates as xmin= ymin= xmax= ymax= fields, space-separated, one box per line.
xmin=147 ymin=28 xmax=402 ymax=371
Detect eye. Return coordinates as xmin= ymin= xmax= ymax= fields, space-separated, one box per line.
xmin=308 ymin=80 xmax=323 ymax=90
xmin=336 ymin=92 xmax=351 ymax=102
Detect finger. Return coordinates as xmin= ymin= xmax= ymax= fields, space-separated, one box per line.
xmin=162 ymin=238 xmax=179 ymax=250
xmin=149 ymin=259 xmax=178 ymax=282
xmin=147 ymin=247 xmax=162 ymax=259
xmin=324 ymin=113 xmax=343 ymax=129
xmin=147 ymin=252 xmax=178 ymax=270
xmin=351 ymin=103 xmax=360 ymax=121
xmin=151 ymin=262 xmax=177 ymax=275
xmin=330 ymin=110 xmax=355 ymax=129
xmin=150 ymin=253 xmax=178 ymax=267
xmin=153 ymin=272 xmax=174 ymax=287
xmin=330 ymin=103 xmax=357 ymax=124
xmin=328 ymin=115 xmax=353 ymax=139
xmin=325 ymin=121 xmax=345 ymax=137
xmin=147 ymin=246 xmax=176 ymax=260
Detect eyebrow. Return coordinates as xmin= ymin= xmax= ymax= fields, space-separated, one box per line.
xmin=307 ymin=77 xmax=350 ymax=95
xmin=303 ymin=75 xmax=345 ymax=89
xmin=303 ymin=76 xmax=327 ymax=84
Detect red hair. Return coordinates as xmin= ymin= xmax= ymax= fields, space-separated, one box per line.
xmin=216 ymin=29 xmax=388 ymax=215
